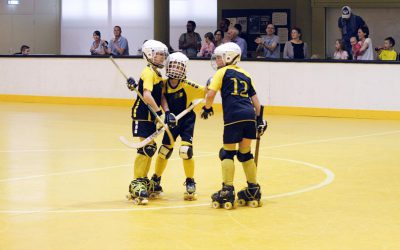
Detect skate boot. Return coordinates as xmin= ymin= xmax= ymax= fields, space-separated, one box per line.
xmin=127 ymin=178 xmax=149 ymax=205
xmin=147 ymin=174 xmax=163 ymax=199
xmin=211 ymin=184 xmax=237 ymax=210
xmin=237 ymin=182 xmax=262 ymax=208
xmin=183 ymin=178 xmax=197 ymax=201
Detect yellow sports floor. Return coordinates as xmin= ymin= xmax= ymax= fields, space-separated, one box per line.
xmin=0 ymin=102 xmax=399 ymax=250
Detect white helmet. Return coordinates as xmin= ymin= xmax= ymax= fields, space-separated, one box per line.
xmin=211 ymin=42 xmax=241 ymax=70
xmin=166 ymin=52 xmax=189 ymax=79
xmin=142 ymin=40 xmax=169 ymax=68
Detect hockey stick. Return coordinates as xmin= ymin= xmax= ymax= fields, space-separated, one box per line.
xmin=110 ymin=56 xmax=175 ymax=147
xmin=254 ymin=105 xmax=264 ymax=166
xmin=120 ymin=98 xmax=204 ymax=149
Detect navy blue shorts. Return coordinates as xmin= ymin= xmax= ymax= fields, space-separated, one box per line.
xmin=162 ymin=113 xmax=196 ymax=145
xmin=132 ymin=120 xmax=156 ymax=138
xmin=223 ymin=121 xmax=257 ymax=144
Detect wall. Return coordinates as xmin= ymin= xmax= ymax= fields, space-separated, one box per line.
xmin=1 ymin=57 xmax=399 ymax=113
xmin=0 ymin=0 xmax=60 ymax=54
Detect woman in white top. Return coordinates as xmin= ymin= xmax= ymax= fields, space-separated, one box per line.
xmin=90 ymin=30 xmax=108 ymax=55
xmin=357 ymin=26 xmax=374 ymax=60
xmin=333 ymin=39 xmax=349 ymax=60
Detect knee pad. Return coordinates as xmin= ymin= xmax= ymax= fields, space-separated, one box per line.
xmin=237 ymin=151 xmax=254 ymax=162
xmin=219 ymin=148 xmax=236 ymax=161
xmin=137 ymin=143 xmax=157 ymax=157
xmin=179 ymin=145 xmax=193 ymax=160
xmin=158 ymin=145 xmax=173 ymax=159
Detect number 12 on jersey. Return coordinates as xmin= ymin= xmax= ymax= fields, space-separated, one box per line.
xmin=230 ymin=78 xmax=248 ymax=97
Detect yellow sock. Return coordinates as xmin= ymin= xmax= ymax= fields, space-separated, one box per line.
xmin=221 ymin=159 xmax=235 ymax=186
xmin=154 ymin=156 xmax=168 ymax=177
xmin=183 ymin=159 xmax=195 ymax=178
xmin=144 ymin=156 xmax=153 ymax=177
xmin=134 ymin=154 xmax=150 ymax=178
xmin=239 ymin=146 xmax=257 ymax=184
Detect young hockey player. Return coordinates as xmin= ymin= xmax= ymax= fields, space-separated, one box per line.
xmin=200 ymin=42 xmax=267 ymax=209
xmin=126 ymin=39 xmax=169 ymax=205
xmin=149 ymin=52 xmax=206 ymax=200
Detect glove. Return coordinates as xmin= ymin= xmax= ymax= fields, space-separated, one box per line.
xmin=165 ymin=111 xmax=177 ymax=129
xmin=256 ymin=116 xmax=267 ymax=137
xmin=201 ymin=106 xmax=214 ymax=120
xmin=127 ymin=77 xmax=137 ymax=91
xmin=155 ymin=110 xmax=164 ymax=130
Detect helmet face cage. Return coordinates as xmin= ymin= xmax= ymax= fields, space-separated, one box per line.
xmin=166 ymin=60 xmax=187 ymax=79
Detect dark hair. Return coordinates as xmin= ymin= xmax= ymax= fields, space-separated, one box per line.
xmin=93 ymin=30 xmax=101 ymax=37
xmin=204 ymin=32 xmax=214 ymax=41
xmin=358 ymin=26 xmax=369 ymax=38
xmin=385 ymin=36 xmax=395 ymax=46
xmin=114 ymin=26 xmax=122 ymax=32
xmin=234 ymin=23 xmax=242 ymax=33
xmin=214 ymin=29 xmax=224 ymax=39
xmin=187 ymin=20 xmax=196 ymax=28
xmin=20 ymin=45 xmax=30 ymax=52
xmin=335 ymin=39 xmax=345 ymax=50
xmin=291 ymin=27 xmax=302 ymax=38
xmin=223 ymin=18 xmax=230 ymax=26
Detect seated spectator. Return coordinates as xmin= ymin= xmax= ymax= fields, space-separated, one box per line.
xmin=227 ymin=27 xmax=247 ymax=58
xmin=198 ymin=32 xmax=215 ymax=57
xmin=376 ymin=37 xmax=397 ymax=61
xmin=350 ymin=36 xmax=361 ymax=60
xmin=333 ymin=39 xmax=349 ymax=60
xmin=357 ymin=26 xmax=373 ymax=60
xmin=14 ymin=45 xmax=30 ymax=55
xmin=214 ymin=29 xmax=224 ymax=47
xmin=108 ymin=26 xmax=129 ymax=56
xmin=179 ymin=20 xmax=202 ymax=58
xmin=90 ymin=30 xmax=108 ymax=55
xmin=283 ymin=27 xmax=308 ymax=59
xmin=255 ymin=23 xmax=280 ymax=59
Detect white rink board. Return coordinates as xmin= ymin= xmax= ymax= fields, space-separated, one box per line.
xmin=0 ymin=57 xmax=399 ymax=111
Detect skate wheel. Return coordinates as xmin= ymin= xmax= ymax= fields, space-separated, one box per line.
xmin=149 ymin=192 xmax=159 ymax=199
xmin=212 ymin=201 xmax=220 ymax=209
xmin=233 ymin=200 xmax=238 ymax=208
xmin=134 ymin=198 xmax=148 ymax=205
xmin=258 ymin=200 xmax=263 ymax=207
xmin=249 ymin=200 xmax=259 ymax=208
xmin=224 ymin=202 xmax=233 ymax=210
xmin=184 ymin=193 xmax=198 ymax=201
xmin=237 ymin=199 xmax=246 ymax=206
xmin=126 ymin=194 xmax=132 ymax=201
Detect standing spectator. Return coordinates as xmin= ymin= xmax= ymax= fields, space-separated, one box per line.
xmin=214 ymin=29 xmax=224 ymax=47
xmin=350 ymin=36 xmax=361 ymax=60
xmin=227 ymin=27 xmax=247 ymax=59
xmin=90 ymin=30 xmax=108 ymax=55
xmin=179 ymin=20 xmax=202 ymax=58
xmin=108 ymin=26 xmax=129 ymax=56
xmin=376 ymin=37 xmax=397 ymax=61
xmin=333 ymin=39 xmax=349 ymax=60
xmin=14 ymin=45 xmax=30 ymax=55
xmin=198 ymin=32 xmax=215 ymax=57
xmin=283 ymin=27 xmax=308 ymax=59
xmin=219 ymin=18 xmax=231 ymax=43
xmin=357 ymin=26 xmax=373 ymax=60
xmin=255 ymin=23 xmax=280 ymax=59
xmin=338 ymin=6 xmax=366 ymax=59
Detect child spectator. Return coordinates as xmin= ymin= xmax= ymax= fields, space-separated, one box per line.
xmin=197 ymin=32 xmax=215 ymax=57
xmin=376 ymin=37 xmax=397 ymax=61
xmin=333 ymin=39 xmax=349 ymax=60
xmin=350 ymin=36 xmax=361 ymax=60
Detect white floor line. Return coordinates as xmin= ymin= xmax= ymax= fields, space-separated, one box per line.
xmin=0 ymin=156 xmax=334 ymax=214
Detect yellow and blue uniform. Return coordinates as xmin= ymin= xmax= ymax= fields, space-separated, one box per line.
xmin=208 ymin=65 xmax=257 ymax=144
xmin=132 ymin=65 xmax=164 ymax=138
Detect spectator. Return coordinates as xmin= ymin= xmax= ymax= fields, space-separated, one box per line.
xmin=198 ymin=32 xmax=215 ymax=57
xmin=90 ymin=30 xmax=108 ymax=55
xmin=283 ymin=27 xmax=308 ymax=59
xmin=108 ymin=26 xmax=129 ymax=56
xmin=214 ymin=29 xmax=224 ymax=47
xmin=333 ymin=39 xmax=349 ymax=60
xmin=338 ymin=6 xmax=366 ymax=59
xmin=219 ymin=18 xmax=231 ymax=43
xmin=179 ymin=20 xmax=202 ymax=58
xmin=376 ymin=37 xmax=397 ymax=61
xmin=357 ymin=26 xmax=373 ymax=60
xmin=255 ymin=23 xmax=280 ymax=59
xmin=227 ymin=27 xmax=247 ymax=59
xmin=14 ymin=45 xmax=30 ymax=55
xmin=350 ymin=36 xmax=361 ymax=60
